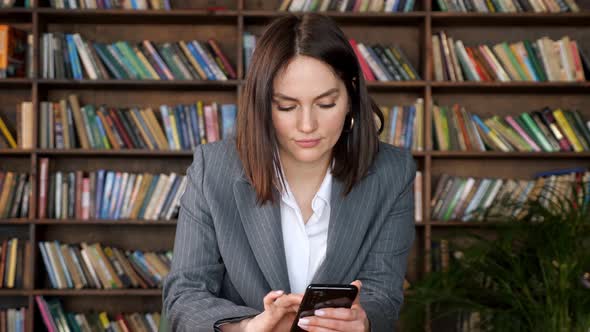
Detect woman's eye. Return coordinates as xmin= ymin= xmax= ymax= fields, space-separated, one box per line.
xmin=318 ymin=103 xmax=336 ymax=109
xmin=277 ymin=105 xmax=296 ymax=111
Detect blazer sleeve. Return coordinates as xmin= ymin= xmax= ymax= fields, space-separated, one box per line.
xmin=358 ymin=152 xmax=416 ymax=332
xmin=163 ymin=145 xmax=260 ymax=332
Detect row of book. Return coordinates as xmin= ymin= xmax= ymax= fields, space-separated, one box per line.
xmin=39 ymin=240 xmax=172 ymax=289
xmin=9 ymin=27 xmax=590 ymax=84
xmin=0 ymin=26 xmax=33 ymax=79
xmin=37 ymin=296 xmax=161 ymax=332
xmin=278 ymin=0 xmax=416 ymax=12
xmin=33 ymin=162 xmax=423 ymax=223
xmin=0 ymin=102 xmax=33 ymax=149
xmin=243 ymin=33 xmax=420 ymax=81
xmin=38 ymin=95 xmax=236 ymax=150
xmin=432 ymin=105 xmax=590 ymax=152
xmin=432 ymin=32 xmax=590 ymax=82
xmin=30 ymin=165 xmax=424 ymax=223
xmin=349 ymin=39 xmax=420 ymax=81
xmin=0 ymin=239 xmax=31 ymax=289
xmin=5 ymin=100 xmax=590 ymax=154
xmin=436 ymin=0 xmax=581 ymax=12
xmin=38 ymin=164 xmax=187 ymax=221
xmin=430 ymin=168 xmax=589 ymax=221
xmin=5 ymin=25 xmax=590 ymax=84
xmin=0 ymin=172 xmax=31 ymax=219
xmin=378 ymin=98 xmax=425 ymax=151
xmin=41 ymin=32 xmax=236 ymax=81
xmin=47 ymin=0 xmax=172 ymax=9
xmin=0 ymin=308 xmax=26 ymax=332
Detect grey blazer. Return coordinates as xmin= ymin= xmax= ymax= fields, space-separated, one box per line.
xmin=162 ymin=138 xmax=416 ymax=332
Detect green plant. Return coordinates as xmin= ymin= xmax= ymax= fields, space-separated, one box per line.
xmin=402 ymin=181 xmax=590 ymax=332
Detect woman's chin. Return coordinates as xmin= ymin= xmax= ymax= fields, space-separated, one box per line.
xmin=289 ymin=149 xmax=329 ymax=165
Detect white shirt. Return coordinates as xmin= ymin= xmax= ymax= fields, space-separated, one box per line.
xmin=278 ymin=165 xmax=332 ymax=294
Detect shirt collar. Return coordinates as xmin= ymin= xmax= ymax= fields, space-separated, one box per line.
xmin=275 ymin=159 xmax=333 ymax=208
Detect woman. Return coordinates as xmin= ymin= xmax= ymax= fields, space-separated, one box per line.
xmin=163 ymin=13 xmax=416 ymax=332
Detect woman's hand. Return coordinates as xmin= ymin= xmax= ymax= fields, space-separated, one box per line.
xmin=239 ymin=290 xmax=303 ymax=332
xmin=295 ymin=280 xmax=370 ymax=332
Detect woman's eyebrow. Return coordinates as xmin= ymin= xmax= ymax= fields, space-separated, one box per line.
xmin=272 ymin=88 xmax=339 ymax=101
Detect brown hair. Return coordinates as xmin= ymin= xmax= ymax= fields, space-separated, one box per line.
xmin=236 ymin=13 xmax=383 ymax=205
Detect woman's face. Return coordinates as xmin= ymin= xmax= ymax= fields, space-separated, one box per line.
xmin=271 ymin=55 xmax=349 ymax=169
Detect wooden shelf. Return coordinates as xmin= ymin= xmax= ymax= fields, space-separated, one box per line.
xmin=0 ymin=289 xmax=30 ymax=296
xmin=35 ymin=79 xmax=240 ymax=90
xmin=430 ymin=81 xmax=590 ymax=92
xmin=31 ymin=289 xmax=162 ymax=296
xmin=0 ymin=8 xmax=32 ymax=21
xmin=429 ymin=151 xmax=590 ymax=158
xmin=5 ymin=79 xmax=584 ymax=91
xmin=411 ymin=151 xmax=427 ymax=157
xmin=430 ymin=12 xmax=590 ymax=25
xmin=241 ymin=10 xmax=427 ymax=24
xmin=0 ymin=289 xmax=162 ymax=296
xmin=35 ymin=148 xmax=195 ymax=157
xmin=0 ymin=219 xmax=30 ymax=225
xmin=3 ymin=219 xmax=425 ymax=226
xmin=6 ymin=149 xmax=590 ymax=159
xmin=430 ymin=221 xmax=507 ymax=227
xmin=0 ymin=78 xmax=33 ymax=88
xmin=36 ymin=8 xmax=239 ymax=24
xmin=0 ymin=149 xmax=34 ymax=155
xmin=367 ymin=80 xmax=427 ymax=89
xmin=34 ymin=219 xmax=177 ymax=225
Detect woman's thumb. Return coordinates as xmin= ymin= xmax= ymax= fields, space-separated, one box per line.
xmin=351 ymin=280 xmax=362 ymax=305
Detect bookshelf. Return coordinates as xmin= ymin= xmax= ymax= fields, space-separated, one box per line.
xmin=1 ymin=0 xmax=590 ymax=330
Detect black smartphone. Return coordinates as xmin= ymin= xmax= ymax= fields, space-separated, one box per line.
xmin=290 ymin=284 xmax=358 ymax=332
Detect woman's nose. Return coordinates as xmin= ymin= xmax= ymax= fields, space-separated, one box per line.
xmin=297 ymin=107 xmax=318 ymax=133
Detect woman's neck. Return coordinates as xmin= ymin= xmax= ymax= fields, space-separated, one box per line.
xmin=279 ymin=151 xmax=331 ymax=191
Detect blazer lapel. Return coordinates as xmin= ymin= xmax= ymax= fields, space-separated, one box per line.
xmin=311 ymin=172 xmax=376 ymax=284
xmin=234 ymin=178 xmax=291 ymax=293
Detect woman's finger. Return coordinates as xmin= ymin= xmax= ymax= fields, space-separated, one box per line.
xmin=313 ymin=308 xmax=357 ymax=321
xmin=297 ymin=316 xmax=356 ymax=332
xmin=297 ymin=326 xmax=340 ymax=332
xmin=273 ymin=293 xmax=303 ymax=309
xmin=263 ymin=290 xmax=285 ymax=308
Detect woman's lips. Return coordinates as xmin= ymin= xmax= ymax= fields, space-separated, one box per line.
xmin=295 ymin=139 xmax=321 ymax=148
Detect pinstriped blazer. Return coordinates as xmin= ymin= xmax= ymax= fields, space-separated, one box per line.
xmin=162 ymin=137 xmax=416 ymax=332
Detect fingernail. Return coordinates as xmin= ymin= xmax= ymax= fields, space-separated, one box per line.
xmin=314 ymin=310 xmax=325 ymax=316
xmin=298 ymin=318 xmax=310 ymax=325
xmin=274 ymin=290 xmax=284 ymax=295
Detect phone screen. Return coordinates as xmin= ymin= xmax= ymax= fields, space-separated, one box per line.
xmin=290 ymin=284 xmax=358 ymax=332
